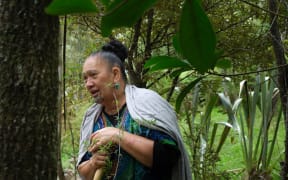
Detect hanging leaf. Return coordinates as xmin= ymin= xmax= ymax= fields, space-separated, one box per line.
xmin=176 ymin=76 xmax=204 ymax=112
xmin=144 ymin=56 xmax=191 ymax=72
xmin=101 ymin=0 xmax=157 ymax=37
xmin=172 ymin=34 xmax=183 ymax=56
xmin=45 ymin=0 xmax=98 ymax=15
xmin=178 ymin=0 xmax=216 ymax=73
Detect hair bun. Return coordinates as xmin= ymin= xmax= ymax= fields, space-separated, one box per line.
xmin=102 ymin=40 xmax=128 ymax=62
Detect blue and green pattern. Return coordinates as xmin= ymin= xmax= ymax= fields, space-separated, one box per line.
xmin=86 ymin=107 xmax=178 ymax=180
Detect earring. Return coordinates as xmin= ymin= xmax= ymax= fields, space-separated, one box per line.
xmin=114 ymin=82 xmax=120 ymax=90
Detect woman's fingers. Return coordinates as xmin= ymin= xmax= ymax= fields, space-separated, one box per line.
xmin=89 ymin=138 xmax=100 ymax=153
xmin=90 ymin=153 xmax=108 ymax=169
xmin=89 ymin=127 xmax=120 ymax=153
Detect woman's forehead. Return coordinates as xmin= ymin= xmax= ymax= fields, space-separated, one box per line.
xmin=84 ymin=56 xmax=108 ymax=68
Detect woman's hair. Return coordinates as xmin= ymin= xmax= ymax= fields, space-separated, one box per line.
xmin=91 ymin=40 xmax=128 ymax=82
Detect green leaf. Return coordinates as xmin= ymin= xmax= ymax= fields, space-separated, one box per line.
xmin=176 ymin=76 xmax=204 ymax=112
xmin=172 ymin=34 xmax=183 ymax=56
xmin=210 ymin=122 xmax=233 ymax=150
xmin=216 ymin=124 xmax=232 ymax=153
xmin=45 ymin=0 xmax=98 ymax=15
xmin=101 ymin=0 xmax=157 ymax=37
xmin=215 ymin=59 xmax=232 ymax=69
xmin=178 ymin=0 xmax=216 ymax=73
xmin=144 ymin=56 xmax=191 ymax=72
xmin=218 ymin=93 xmax=241 ymax=131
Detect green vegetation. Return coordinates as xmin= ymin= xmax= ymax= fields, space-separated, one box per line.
xmin=46 ymin=0 xmax=287 ymax=178
xmin=1 ymin=0 xmax=286 ymax=178
xmin=61 ymin=99 xmax=285 ymax=179
xmin=60 ymin=73 xmax=285 ymax=179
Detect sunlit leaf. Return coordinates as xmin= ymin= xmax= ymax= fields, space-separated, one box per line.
xmin=176 ymin=76 xmax=204 ymax=112
xmin=101 ymin=0 xmax=157 ymax=37
xmin=239 ymin=80 xmax=247 ymax=98
xmin=45 ymin=0 xmax=98 ymax=15
xmin=178 ymin=0 xmax=216 ymax=73
xmin=144 ymin=56 xmax=191 ymax=72
xmin=232 ymin=98 xmax=243 ymax=112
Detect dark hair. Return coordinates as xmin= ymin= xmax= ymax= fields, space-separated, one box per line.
xmin=91 ymin=40 xmax=128 ymax=82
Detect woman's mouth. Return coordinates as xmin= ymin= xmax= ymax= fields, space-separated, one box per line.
xmin=91 ymin=90 xmax=104 ymax=103
xmin=90 ymin=90 xmax=99 ymax=98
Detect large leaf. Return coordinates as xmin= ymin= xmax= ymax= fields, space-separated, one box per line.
xmin=176 ymin=76 xmax=204 ymax=112
xmin=144 ymin=56 xmax=191 ymax=72
xmin=45 ymin=0 xmax=98 ymax=15
xmin=101 ymin=0 xmax=157 ymax=37
xmin=173 ymin=34 xmax=183 ymax=56
xmin=178 ymin=0 xmax=216 ymax=73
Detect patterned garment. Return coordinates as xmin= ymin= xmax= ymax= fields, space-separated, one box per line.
xmin=81 ymin=106 xmax=177 ymax=180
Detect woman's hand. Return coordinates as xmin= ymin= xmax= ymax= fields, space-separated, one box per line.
xmin=77 ymin=151 xmax=108 ymax=180
xmin=89 ymin=151 xmax=108 ymax=169
xmin=90 ymin=127 xmax=154 ymax=168
xmin=89 ymin=127 xmax=119 ymax=152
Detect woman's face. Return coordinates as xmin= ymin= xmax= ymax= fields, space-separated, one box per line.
xmin=82 ymin=55 xmax=115 ymax=104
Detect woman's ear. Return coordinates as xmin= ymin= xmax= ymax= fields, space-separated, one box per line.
xmin=112 ymin=67 xmax=121 ymax=82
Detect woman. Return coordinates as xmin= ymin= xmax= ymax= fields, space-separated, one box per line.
xmin=77 ymin=40 xmax=191 ymax=180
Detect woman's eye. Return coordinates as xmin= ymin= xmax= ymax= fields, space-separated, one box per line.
xmin=91 ymin=73 xmax=98 ymax=78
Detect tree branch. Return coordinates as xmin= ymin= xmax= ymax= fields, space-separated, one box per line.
xmin=239 ymin=0 xmax=287 ymax=19
xmin=127 ymin=18 xmax=143 ymax=86
xmin=208 ymin=64 xmax=288 ymax=77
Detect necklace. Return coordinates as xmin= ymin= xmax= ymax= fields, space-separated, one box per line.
xmin=101 ymin=104 xmax=127 ymax=128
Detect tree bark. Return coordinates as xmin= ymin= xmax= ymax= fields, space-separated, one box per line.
xmin=268 ymin=0 xmax=288 ymax=179
xmin=0 ymin=0 xmax=60 ymax=179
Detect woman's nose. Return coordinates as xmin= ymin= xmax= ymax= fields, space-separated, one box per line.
xmin=85 ymin=77 xmax=94 ymax=88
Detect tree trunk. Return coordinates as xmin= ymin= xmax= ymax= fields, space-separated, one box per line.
xmin=127 ymin=18 xmax=144 ymax=87
xmin=268 ymin=0 xmax=288 ymax=179
xmin=127 ymin=9 xmax=155 ymax=88
xmin=0 ymin=0 xmax=60 ymax=179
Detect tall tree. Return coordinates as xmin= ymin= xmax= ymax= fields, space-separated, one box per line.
xmin=268 ymin=0 xmax=288 ymax=178
xmin=0 ymin=0 xmax=60 ymax=179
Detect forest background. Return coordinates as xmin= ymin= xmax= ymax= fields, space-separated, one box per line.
xmin=0 ymin=0 xmax=287 ymax=179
